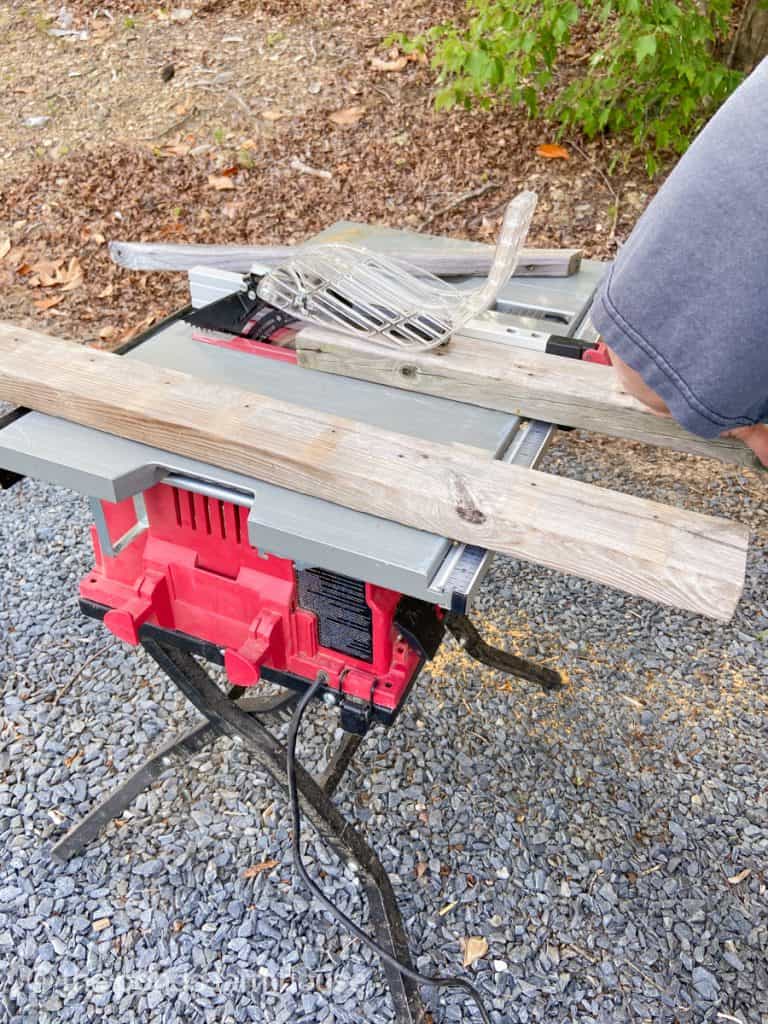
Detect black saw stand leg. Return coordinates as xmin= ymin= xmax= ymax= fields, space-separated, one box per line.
xmin=49 ymin=687 xmax=301 ymax=863
xmin=52 ymin=635 xmax=427 ymax=1024
xmin=50 ymin=719 xmax=219 ymax=862
xmin=140 ymin=637 xmax=426 ymax=1024
xmin=445 ymin=612 xmax=562 ymax=691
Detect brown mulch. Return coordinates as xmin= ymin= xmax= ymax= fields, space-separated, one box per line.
xmin=0 ymin=0 xmax=663 ymax=345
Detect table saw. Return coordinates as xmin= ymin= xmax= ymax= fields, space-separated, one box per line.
xmin=0 ymin=223 xmax=606 ymax=1023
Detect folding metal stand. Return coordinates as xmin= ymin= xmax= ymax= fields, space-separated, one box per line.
xmin=50 ymin=623 xmax=427 ymax=1024
xmin=50 ymin=599 xmax=562 ymax=1024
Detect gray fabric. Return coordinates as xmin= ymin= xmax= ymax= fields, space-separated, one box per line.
xmin=590 ymin=58 xmax=768 ymax=439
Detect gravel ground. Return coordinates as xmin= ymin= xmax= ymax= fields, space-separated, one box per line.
xmin=1 ymin=433 xmax=767 ymax=1024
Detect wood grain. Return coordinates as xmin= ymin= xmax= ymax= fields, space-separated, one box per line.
xmin=0 ymin=322 xmax=749 ymax=621
xmin=296 ymin=326 xmax=760 ymax=469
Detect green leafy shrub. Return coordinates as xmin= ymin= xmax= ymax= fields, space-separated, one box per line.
xmin=397 ymin=0 xmax=744 ymax=174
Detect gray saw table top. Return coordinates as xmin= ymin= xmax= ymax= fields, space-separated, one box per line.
xmin=0 ymin=223 xmax=606 ymax=607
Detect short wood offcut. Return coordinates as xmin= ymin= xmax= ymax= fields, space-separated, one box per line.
xmin=0 ymin=322 xmax=749 ymax=621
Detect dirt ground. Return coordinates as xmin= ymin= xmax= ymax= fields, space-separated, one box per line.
xmin=0 ymin=0 xmax=659 ymax=345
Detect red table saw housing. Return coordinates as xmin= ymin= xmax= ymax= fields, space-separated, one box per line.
xmin=80 ymin=481 xmax=430 ymax=721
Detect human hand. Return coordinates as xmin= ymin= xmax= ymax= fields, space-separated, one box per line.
xmin=722 ymin=424 xmax=768 ymax=468
xmin=603 ymin=341 xmax=767 ymax=467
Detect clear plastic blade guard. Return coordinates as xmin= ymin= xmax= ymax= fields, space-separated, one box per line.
xmin=257 ymin=191 xmax=537 ymax=351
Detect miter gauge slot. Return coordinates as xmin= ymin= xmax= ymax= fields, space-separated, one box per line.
xmin=430 ymin=419 xmax=555 ymax=612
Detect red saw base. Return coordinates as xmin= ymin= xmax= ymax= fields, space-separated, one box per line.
xmin=80 ymin=483 xmax=428 ymax=716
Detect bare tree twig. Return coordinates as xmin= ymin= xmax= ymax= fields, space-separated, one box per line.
xmin=52 ymin=645 xmax=112 ymax=707
xmin=419 ymin=182 xmax=499 ymax=230
xmin=466 ymin=197 xmax=508 ymax=229
xmin=568 ymin=139 xmax=616 ymax=197
xmin=224 ymin=90 xmax=256 ymax=118
xmin=569 ymin=139 xmax=621 ymax=247
xmin=149 ymin=105 xmax=199 ymax=140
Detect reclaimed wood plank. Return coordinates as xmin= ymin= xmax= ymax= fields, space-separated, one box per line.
xmin=296 ymin=327 xmax=760 ymax=469
xmin=0 ymin=322 xmax=749 ymax=621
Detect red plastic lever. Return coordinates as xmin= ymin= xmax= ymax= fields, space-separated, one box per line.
xmin=583 ymin=340 xmax=612 ymax=366
xmin=224 ymin=610 xmax=285 ymax=686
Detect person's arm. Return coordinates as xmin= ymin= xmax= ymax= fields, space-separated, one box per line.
xmin=605 ymin=342 xmax=768 ymax=466
xmin=590 ymin=58 xmax=768 ymax=469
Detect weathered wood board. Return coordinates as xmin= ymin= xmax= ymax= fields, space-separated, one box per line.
xmin=296 ymin=326 xmax=760 ymax=469
xmin=0 ymin=322 xmax=749 ymax=621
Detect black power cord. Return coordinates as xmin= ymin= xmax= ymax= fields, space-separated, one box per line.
xmin=286 ymin=676 xmax=493 ymax=1024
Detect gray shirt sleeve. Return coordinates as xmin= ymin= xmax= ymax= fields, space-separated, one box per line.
xmin=589 ymin=58 xmax=768 ymax=439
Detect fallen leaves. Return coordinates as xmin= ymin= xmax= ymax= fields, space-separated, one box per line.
xmin=81 ymin=225 xmax=106 ymax=245
xmin=26 ymin=255 xmax=83 ymax=290
xmin=460 ymin=936 xmax=489 ymax=968
xmin=123 ymin=312 xmax=156 ymax=339
xmin=371 ymin=56 xmax=409 ymax=72
xmin=537 ymin=143 xmax=569 ymax=160
xmin=243 ymin=859 xmax=280 ymax=879
xmin=727 ymin=868 xmax=751 ymax=885
xmin=26 ymin=259 xmax=60 ymax=287
xmin=34 ymin=295 xmax=66 ymax=313
xmin=11 ymin=254 xmax=86 ymax=313
xmin=0 ymin=237 xmax=11 ymax=260
xmin=2 ymin=245 xmax=26 ymax=270
xmin=0 ymin=27 xmax=640 ymax=354
xmin=60 ymin=257 xmax=84 ymax=291
xmin=98 ymin=312 xmax=158 ymax=349
xmin=329 ymin=106 xmax=366 ymax=128
xmin=370 ymin=47 xmax=427 ymax=72
xmin=208 ymin=174 xmax=236 ymax=191
xmin=160 ymin=141 xmax=192 ymax=159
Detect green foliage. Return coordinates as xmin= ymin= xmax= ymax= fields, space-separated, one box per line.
xmin=397 ymin=0 xmax=744 ymax=174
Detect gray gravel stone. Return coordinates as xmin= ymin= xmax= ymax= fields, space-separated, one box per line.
xmin=1 ymin=451 xmax=767 ymax=1024
xmin=692 ymin=965 xmax=719 ymax=1001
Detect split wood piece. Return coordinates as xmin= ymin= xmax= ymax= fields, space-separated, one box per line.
xmin=108 ymin=240 xmax=581 ymax=278
xmin=296 ymin=326 xmax=761 ymax=470
xmin=0 ymin=322 xmax=748 ymax=622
